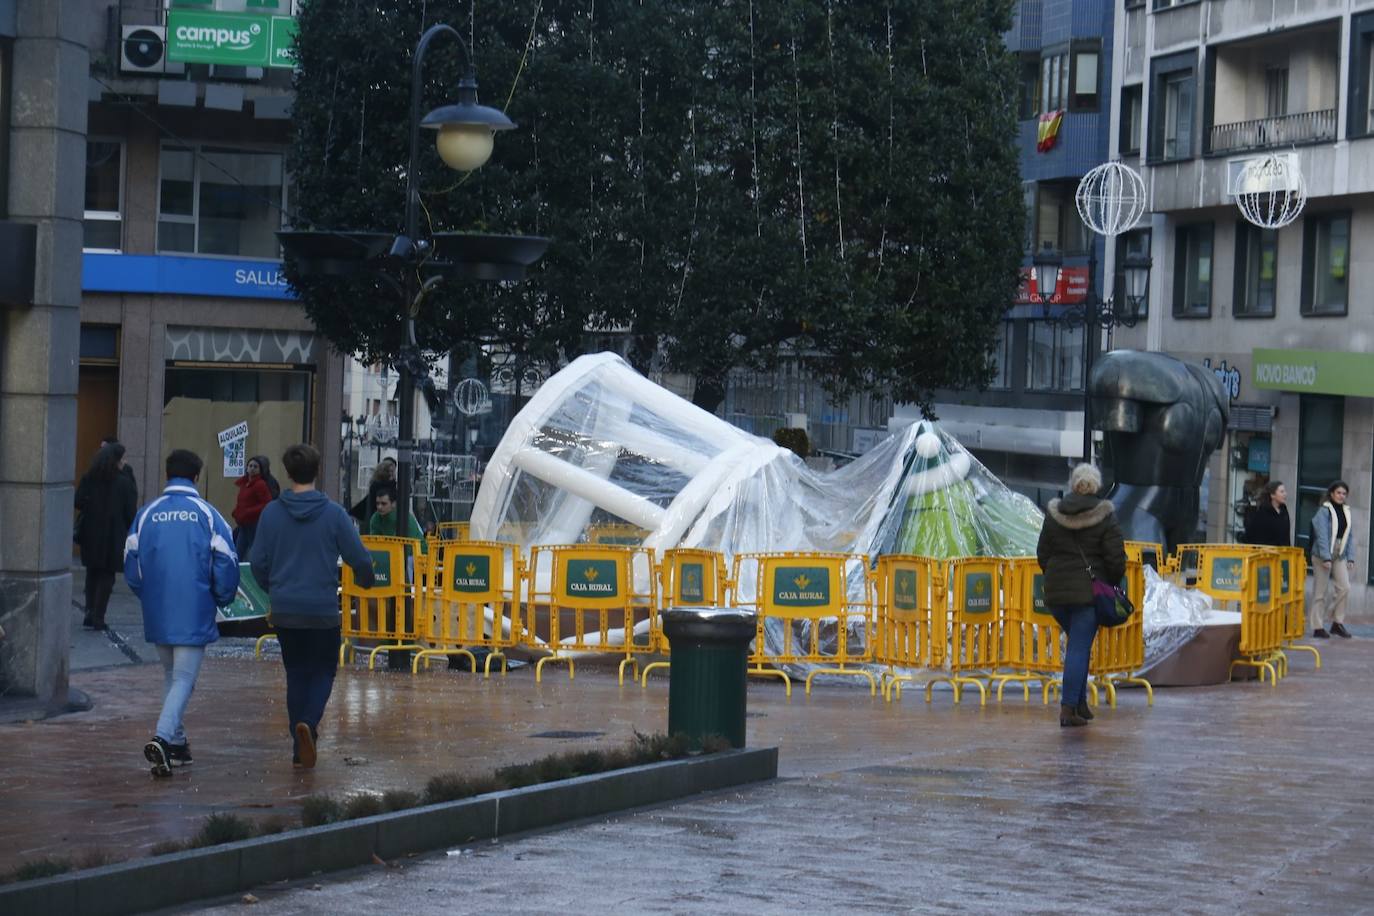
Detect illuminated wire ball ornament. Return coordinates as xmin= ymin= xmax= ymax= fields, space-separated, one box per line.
xmin=1235 ymin=153 xmax=1307 ymax=230
xmin=1075 ymin=161 xmax=1147 ymax=238
xmin=453 ymin=377 xmax=493 ymax=416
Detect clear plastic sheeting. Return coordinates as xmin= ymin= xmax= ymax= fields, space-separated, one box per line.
xmin=471 ymin=352 xmax=1044 ymax=566
xmin=1139 ymin=566 xmax=1211 ymax=673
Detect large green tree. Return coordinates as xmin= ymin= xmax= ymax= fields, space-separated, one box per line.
xmin=286 ymin=0 xmax=1023 ymax=416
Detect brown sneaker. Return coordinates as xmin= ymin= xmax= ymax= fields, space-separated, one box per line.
xmin=1313 ymin=628 xmax=1330 ymax=639
xmin=1076 ymin=701 xmax=1094 ymax=721
xmin=1059 ymin=705 xmax=1088 ymax=727
xmin=294 ymin=723 xmax=317 ymax=769
xmin=1331 ymin=622 xmax=1352 ymax=639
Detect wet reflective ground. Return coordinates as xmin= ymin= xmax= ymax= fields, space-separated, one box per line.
xmin=5 ymin=636 xmax=1373 ymax=912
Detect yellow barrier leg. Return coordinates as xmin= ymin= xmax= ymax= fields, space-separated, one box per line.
xmin=254 ymin=633 xmax=277 ymax=658
xmin=483 ymin=652 xmax=507 ymax=678
xmin=367 ymin=644 xmax=389 ymax=670
xmin=535 ymin=654 xmax=575 ymax=683
xmin=618 ymin=656 xmax=640 ymax=686
xmin=748 ymin=665 xmax=791 ymax=697
xmin=412 ymin=648 xmax=476 ymax=674
xmin=640 ymin=661 xmax=670 ymax=686
xmin=338 ymin=640 xmax=351 ymax=667
xmin=961 ymin=677 xmax=988 ymax=707
xmin=803 ymin=667 xmax=878 ymax=696
xmin=925 ymin=676 xmax=953 ymax=704
xmin=1286 ymin=643 xmax=1322 ymax=669
xmin=1114 ymin=675 xmax=1154 ymax=706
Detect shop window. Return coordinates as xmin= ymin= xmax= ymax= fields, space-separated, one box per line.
xmin=1113 ymin=228 xmax=1151 ymax=318
xmin=1345 ymin=13 xmax=1374 ymax=139
xmin=157 ymin=145 xmax=286 ymax=258
xmin=1120 ymin=85 xmax=1143 ymax=156
xmin=1233 ymin=223 xmax=1277 ymax=318
xmin=1041 ymin=51 xmax=1068 ymax=113
xmin=1172 ymin=222 xmax=1213 ymax=317
xmin=988 ymin=322 xmax=1013 ymax=390
xmin=1025 ymin=320 xmax=1083 ymax=392
xmin=1301 ymin=212 xmax=1350 ymax=316
xmin=79 ymin=325 xmax=120 ymax=363
xmin=1149 ymin=54 xmax=1197 ymax=162
xmin=84 ymin=140 xmax=124 ymax=252
xmin=1019 ymin=54 xmax=1040 ymax=120
xmin=1035 ymin=182 xmax=1090 ymax=257
xmin=1071 ymin=45 xmax=1100 ymax=111
xmin=1295 ymin=395 xmax=1345 ymax=553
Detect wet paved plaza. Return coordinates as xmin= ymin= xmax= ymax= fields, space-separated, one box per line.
xmin=3 ymin=609 xmax=1373 ymax=911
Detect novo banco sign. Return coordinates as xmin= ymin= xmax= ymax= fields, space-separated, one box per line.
xmin=1252 ymin=348 xmax=1374 ymax=399
xmin=167 ymin=10 xmax=297 ymax=68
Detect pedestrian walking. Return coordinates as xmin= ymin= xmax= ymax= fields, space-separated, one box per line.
xmin=251 ymin=444 xmax=376 ymax=768
xmin=1310 ymin=480 xmax=1356 ymax=640
xmin=231 ymin=455 xmax=276 ymax=557
xmin=124 ymin=449 xmax=240 ymax=777
xmin=1242 ymin=481 xmax=1291 ymax=547
xmin=100 ymin=434 xmax=139 ymax=504
xmin=1036 ymin=463 xmax=1126 ymax=727
xmin=74 ymin=441 xmax=138 ymax=630
xmin=350 ymin=456 xmax=397 ymax=526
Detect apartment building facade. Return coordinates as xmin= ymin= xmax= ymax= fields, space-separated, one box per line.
xmin=76 ymin=0 xmax=345 ymax=522
xmin=1114 ymin=0 xmax=1374 ymax=613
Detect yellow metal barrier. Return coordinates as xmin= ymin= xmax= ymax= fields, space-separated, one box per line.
xmin=586 ymin=523 xmax=649 ymax=546
xmin=992 ymin=557 xmax=1061 ymax=703
xmin=1124 ymin=540 xmax=1165 ymax=573
xmin=525 ymin=545 xmax=657 ymax=684
xmin=1273 ymin=547 xmax=1318 ymax=673
xmin=414 ymin=541 xmax=525 ymax=676
xmin=340 ymin=535 xmax=426 ymax=669
xmin=641 ymin=548 xmax=729 ymax=685
xmin=925 ymin=558 xmax=1003 ymax=706
xmin=1228 ymin=551 xmax=1285 ymax=685
xmin=729 ymin=552 xmax=876 ymax=697
xmin=436 ymin=521 xmax=470 ymax=542
xmin=871 ymin=555 xmax=940 ymax=701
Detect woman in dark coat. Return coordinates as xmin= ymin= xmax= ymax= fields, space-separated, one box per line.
xmin=74 ymin=442 xmax=138 ymax=629
xmin=1242 ymin=481 xmax=1290 ymax=547
xmin=1036 ymin=463 xmax=1126 ymax=727
xmin=349 ymin=456 xmax=397 ymax=526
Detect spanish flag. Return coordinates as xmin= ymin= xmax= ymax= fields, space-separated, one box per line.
xmin=1037 ymin=110 xmax=1064 ymax=153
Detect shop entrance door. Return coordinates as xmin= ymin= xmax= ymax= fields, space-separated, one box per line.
xmin=76 ymin=365 xmax=119 ymax=480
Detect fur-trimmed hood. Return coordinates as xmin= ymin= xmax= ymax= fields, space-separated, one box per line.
xmin=1046 ymin=495 xmax=1115 ymax=530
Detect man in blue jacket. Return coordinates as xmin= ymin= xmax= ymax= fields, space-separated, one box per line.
xmin=125 ymin=449 xmax=239 ymax=777
xmin=251 ymin=444 xmax=375 ymax=768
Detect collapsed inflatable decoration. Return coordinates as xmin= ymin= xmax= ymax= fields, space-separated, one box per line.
xmin=470 ymin=353 xmax=1198 ymax=674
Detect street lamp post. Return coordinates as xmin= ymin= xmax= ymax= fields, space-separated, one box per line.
xmin=1032 ymin=241 xmax=1151 ymax=466
xmin=392 ymin=24 xmax=516 ymax=561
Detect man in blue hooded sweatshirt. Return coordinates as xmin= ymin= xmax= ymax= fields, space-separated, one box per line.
xmin=250 ymin=444 xmax=375 ymax=768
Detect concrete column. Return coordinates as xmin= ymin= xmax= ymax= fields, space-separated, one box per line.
xmin=0 ymin=1 xmax=87 ymax=709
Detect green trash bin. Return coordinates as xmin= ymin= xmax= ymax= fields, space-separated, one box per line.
xmin=663 ymin=606 xmax=757 ymax=750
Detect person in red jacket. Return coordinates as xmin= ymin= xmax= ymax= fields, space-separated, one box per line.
xmin=232 ymin=455 xmax=276 ymax=557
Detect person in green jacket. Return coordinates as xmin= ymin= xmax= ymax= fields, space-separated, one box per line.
xmin=367 ymin=484 xmax=428 ymax=553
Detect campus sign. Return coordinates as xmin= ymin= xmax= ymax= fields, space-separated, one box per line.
xmin=167 ymin=10 xmax=296 ymax=68
xmin=1252 ymin=348 xmax=1374 ymax=398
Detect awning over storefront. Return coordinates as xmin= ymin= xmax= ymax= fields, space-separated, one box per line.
xmin=1253 ymin=348 xmax=1374 ymax=398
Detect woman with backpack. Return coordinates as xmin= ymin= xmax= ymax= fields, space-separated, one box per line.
xmin=1311 ymin=480 xmax=1356 ymax=640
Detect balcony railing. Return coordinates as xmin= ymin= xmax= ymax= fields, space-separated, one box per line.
xmin=1208 ymin=109 xmax=1337 ymax=155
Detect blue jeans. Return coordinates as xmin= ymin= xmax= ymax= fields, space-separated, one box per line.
xmin=1049 ymin=605 xmax=1098 ymax=708
xmin=276 ymin=627 xmax=341 ymax=752
xmin=155 ymin=645 xmax=206 ymax=746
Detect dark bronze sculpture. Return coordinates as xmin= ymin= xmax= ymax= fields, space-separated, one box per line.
xmin=1090 ymin=350 xmax=1229 ymax=553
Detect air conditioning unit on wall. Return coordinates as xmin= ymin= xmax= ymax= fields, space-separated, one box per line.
xmin=120 ymin=25 xmax=185 ymax=75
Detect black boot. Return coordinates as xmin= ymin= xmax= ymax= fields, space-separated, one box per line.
xmin=1059 ymin=705 xmax=1087 ymax=727
xmin=1076 ymin=701 xmax=1094 ymax=721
